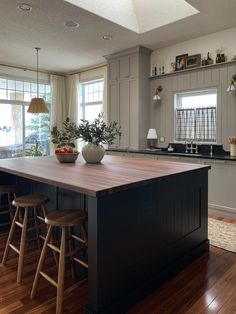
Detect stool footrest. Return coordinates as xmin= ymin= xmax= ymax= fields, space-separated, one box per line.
xmin=37 ymin=215 xmax=45 ymax=222
xmin=73 ymin=257 xmax=88 ymax=269
xmin=9 ymin=244 xmax=20 ymax=255
xmin=15 ymin=221 xmax=23 ymax=228
xmin=47 ymin=243 xmax=60 ymax=254
xmin=71 ymin=234 xmax=86 ymax=244
xmin=0 ymin=209 xmax=12 ymax=214
xmin=40 ymin=271 xmax=58 ymax=288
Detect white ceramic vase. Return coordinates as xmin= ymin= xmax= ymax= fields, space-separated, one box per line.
xmin=82 ymin=143 xmax=105 ymax=163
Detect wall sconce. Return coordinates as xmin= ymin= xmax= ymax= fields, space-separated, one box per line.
xmin=147 ymin=128 xmax=158 ymax=149
xmin=227 ymin=74 xmax=236 ymax=92
xmin=153 ymin=85 xmax=163 ymax=100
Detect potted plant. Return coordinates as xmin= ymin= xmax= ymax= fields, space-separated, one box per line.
xmin=51 ymin=113 xmax=121 ymax=163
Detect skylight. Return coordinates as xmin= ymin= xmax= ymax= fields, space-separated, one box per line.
xmin=64 ymin=0 xmax=199 ymax=34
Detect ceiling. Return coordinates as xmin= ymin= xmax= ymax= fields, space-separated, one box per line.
xmin=0 ymin=0 xmax=236 ymax=74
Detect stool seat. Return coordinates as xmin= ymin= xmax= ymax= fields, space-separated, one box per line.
xmin=13 ymin=194 xmax=49 ymax=207
xmin=45 ymin=209 xmax=87 ymax=227
xmin=0 ymin=185 xmax=18 ymax=194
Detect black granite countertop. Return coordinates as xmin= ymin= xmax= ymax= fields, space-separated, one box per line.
xmin=107 ymin=144 xmax=236 ymax=162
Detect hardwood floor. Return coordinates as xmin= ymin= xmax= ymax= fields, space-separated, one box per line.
xmin=0 ymin=217 xmax=236 ymax=313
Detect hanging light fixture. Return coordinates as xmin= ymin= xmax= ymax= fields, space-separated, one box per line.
xmin=227 ymin=74 xmax=236 ymax=92
xmin=27 ymin=47 xmax=49 ymax=113
xmin=153 ymin=85 xmax=163 ymax=101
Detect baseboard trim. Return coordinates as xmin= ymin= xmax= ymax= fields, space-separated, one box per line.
xmin=208 ymin=203 xmax=236 ymax=219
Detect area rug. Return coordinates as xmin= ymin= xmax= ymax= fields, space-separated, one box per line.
xmin=208 ymin=218 xmax=236 ymax=253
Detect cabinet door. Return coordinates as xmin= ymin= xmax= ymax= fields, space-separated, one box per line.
xmin=109 ymin=82 xmax=119 ymax=148
xmin=119 ymin=57 xmax=130 ymax=80
xmin=119 ymin=81 xmax=130 ymax=148
xmin=129 ymin=79 xmax=139 ymax=149
xmin=129 ymin=54 xmax=138 ymax=79
xmin=109 ymin=60 xmax=119 ymax=83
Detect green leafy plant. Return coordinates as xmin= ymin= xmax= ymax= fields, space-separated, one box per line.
xmin=25 ymin=142 xmax=43 ymax=156
xmin=51 ymin=118 xmax=78 ymax=147
xmin=51 ymin=113 xmax=121 ymax=147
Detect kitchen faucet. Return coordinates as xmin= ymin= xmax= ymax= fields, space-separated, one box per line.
xmin=185 ymin=140 xmax=198 ymax=154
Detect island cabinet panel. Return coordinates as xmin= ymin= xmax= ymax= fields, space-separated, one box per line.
xmin=86 ymin=169 xmax=208 ymax=314
xmin=0 ymin=156 xmax=209 ymax=314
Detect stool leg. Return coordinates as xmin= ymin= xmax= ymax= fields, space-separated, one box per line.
xmin=31 ymin=225 xmax=53 ymax=299
xmin=1 ymin=206 xmax=20 ymax=265
xmin=7 ymin=192 xmax=14 ymax=222
xmin=68 ymin=227 xmax=76 ymax=279
xmin=57 ymin=226 xmax=66 ymax=314
xmin=17 ymin=206 xmax=28 ymax=283
xmin=42 ymin=204 xmax=58 ymax=266
xmin=33 ymin=206 xmax=41 ymax=249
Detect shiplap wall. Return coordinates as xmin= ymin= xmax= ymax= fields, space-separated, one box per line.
xmin=150 ymin=62 xmax=236 ymax=151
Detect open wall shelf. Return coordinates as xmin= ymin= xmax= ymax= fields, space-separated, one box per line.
xmin=149 ymin=59 xmax=236 ymax=80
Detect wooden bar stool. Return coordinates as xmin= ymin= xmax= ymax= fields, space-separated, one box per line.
xmin=1 ymin=194 xmax=49 ymax=283
xmin=31 ymin=209 xmax=88 ymax=314
xmin=0 ymin=185 xmax=17 ymax=230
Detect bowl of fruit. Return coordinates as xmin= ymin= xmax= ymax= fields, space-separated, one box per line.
xmin=55 ymin=147 xmax=79 ymax=163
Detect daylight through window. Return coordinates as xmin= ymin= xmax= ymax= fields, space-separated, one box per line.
xmin=175 ymin=89 xmax=217 ymax=143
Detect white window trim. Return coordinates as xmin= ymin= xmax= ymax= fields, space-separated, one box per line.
xmin=174 ymin=88 xmax=218 ymax=144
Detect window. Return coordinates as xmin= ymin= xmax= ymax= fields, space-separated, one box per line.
xmin=79 ymin=79 xmax=104 ymax=121
xmin=175 ymin=89 xmax=217 ymax=143
xmin=0 ymin=77 xmax=51 ymax=159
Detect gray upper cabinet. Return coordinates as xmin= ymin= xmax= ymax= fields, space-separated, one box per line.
xmin=104 ymin=46 xmax=152 ymax=149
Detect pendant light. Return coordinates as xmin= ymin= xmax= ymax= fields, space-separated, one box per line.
xmin=27 ymin=47 xmax=49 ymax=113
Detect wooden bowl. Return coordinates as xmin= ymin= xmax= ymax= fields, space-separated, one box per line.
xmin=55 ymin=152 xmax=79 ymax=163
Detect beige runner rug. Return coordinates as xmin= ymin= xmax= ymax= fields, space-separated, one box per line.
xmin=208 ymin=218 xmax=236 ymax=253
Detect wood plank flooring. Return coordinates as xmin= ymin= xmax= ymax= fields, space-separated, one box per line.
xmin=0 ymin=216 xmax=236 ymax=313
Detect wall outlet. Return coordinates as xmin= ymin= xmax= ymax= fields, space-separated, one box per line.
xmin=159 ymin=136 xmax=165 ymax=143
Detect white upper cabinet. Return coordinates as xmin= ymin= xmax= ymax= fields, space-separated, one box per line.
xmin=105 ymin=46 xmax=152 ymax=150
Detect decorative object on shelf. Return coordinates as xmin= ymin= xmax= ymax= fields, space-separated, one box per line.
xmin=227 ymin=74 xmax=236 ymax=92
xmin=175 ymin=53 xmax=188 ymax=71
xmin=201 ymin=58 xmax=206 ymax=66
xmin=161 ymin=66 xmax=165 ymax=74
xmin=185 ymin=54 xmax=201 ymax=69
xmin=52 ymin=113 xmax=121 ymax=163
xmin=154 ymin=66 xmax=157 ymax=76
xmin=206 ymin=52 xmax=214 ymax=65
xmin=146 ymin=129 xmax=158 ymax=149
xmin=216 ymin=53 xmax=221 ymax=63
xmin=152 ymin=85 xmax=163 ymax=101
xmin=220 ymin=53 xmax=225 ymax=62
xmin=27 ymin=48 xmax=48 ymax=113
xmin=229 ymin=137 xmax=236 ymax=156
xmin=170 ymin=62 xmax=176 ymax=72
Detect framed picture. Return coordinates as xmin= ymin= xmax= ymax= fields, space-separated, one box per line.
xmin=175 ymin=53 xmax=188 ymax=71
xmin=185 ymin=54 xmax=201 ymax=69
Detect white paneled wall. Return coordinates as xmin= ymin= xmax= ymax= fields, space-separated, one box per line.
xmin=150 ymin=62 xmax=236 ymax=150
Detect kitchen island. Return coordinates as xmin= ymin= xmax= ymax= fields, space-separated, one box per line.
xmin=0 ymin=155 xmax=210 ymax=314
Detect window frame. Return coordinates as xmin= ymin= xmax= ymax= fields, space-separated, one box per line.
xmin=174 ymin=88 xmax=218 ymax=144
xmin=79 ymin=79 xmax=104 ymax=120
xmin=0 ymin=77 xmax=51 ymax=158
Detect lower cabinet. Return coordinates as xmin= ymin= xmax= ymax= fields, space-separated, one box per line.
xmin=107 ymin=151 xmax=236 ymax=218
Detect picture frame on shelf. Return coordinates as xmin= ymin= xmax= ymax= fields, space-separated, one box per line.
xmin=175 ymin=53 xmax=188 ymax=71
xmin=185 ymin=54 xmax=201 ymax=69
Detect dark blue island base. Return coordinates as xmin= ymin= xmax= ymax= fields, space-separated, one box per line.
xmin=0 ymin=156 xmax=210 ymax=313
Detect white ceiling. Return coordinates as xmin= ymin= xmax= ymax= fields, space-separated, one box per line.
xmin=65 ymin=0 xmax=199 ymax=33
xmin=0 ymin=0 xmax=236 ymax=74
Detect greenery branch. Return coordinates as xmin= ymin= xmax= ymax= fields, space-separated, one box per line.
xmin=51 ymin=113 xmax=121 ymax=147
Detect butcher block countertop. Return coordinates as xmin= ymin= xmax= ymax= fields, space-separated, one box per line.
xmin=0 ymin=155 xmax=210 ymax=197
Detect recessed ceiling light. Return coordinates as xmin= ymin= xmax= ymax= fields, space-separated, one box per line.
xmin=102 ymin=35 xmax=112 ymax=40
xmin=64 ymin=21 xmax=80 ymax=28
xmin=17 ymin=3 xmax=32 ymax=11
